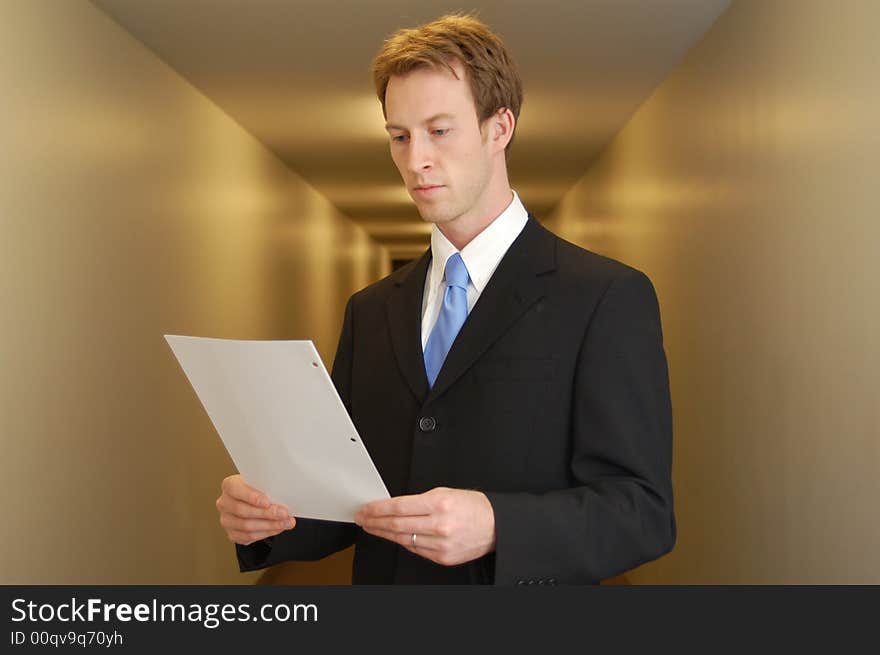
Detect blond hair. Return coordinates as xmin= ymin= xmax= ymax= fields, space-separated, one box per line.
xmin=372 ymin=14 xmax=523 ymax=153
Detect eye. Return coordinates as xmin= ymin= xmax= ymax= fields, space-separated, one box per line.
xmin=432 ymin=129 xmax=450 ymax=137
xmin=390 ymin=134 xmax=408 ymax=143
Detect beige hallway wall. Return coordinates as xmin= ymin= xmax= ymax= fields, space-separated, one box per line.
xmin=0 ymin=0 xmax=388 ymax=583
xmin=546 ymin=0 xmax=880 ymax=583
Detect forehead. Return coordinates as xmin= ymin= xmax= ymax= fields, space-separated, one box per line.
xmin=384 ymin=61 xmax=477 ymax=125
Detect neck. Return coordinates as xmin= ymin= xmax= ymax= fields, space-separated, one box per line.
xmin=437 ymin=178 xmax=514 ymax=250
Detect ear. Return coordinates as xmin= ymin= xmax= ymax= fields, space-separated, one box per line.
xmin=489 ymin=107 xmax=515 ymax=153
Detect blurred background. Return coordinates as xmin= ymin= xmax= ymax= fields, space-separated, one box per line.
xmin=1 ymin=0 xmax=877 ymax=584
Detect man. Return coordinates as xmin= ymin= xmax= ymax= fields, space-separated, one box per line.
xmin=216 ymin=14 xmax=675 ymax=585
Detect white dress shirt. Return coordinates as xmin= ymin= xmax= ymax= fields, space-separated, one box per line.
xmin=420 ymin=190 xmax=529 ymax=349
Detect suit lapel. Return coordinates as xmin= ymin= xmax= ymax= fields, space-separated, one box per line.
xmin=386 ymin=249 xmax=431 ymax=403
xmin=427 ymin=217 xmax=557 ymax=401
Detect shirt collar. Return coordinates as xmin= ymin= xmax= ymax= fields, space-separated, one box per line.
xmin=429 ymin=190 xmax=529 ymax=293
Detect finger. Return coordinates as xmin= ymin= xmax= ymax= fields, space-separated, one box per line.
xmin=221 ymin=514 xmax=295 ymax=533
xmin=222 ymin=476 xmax=273 ymax=508
xmin=358 ymin=493 xmax=434 ymax=519
xmin=218 ymin=495 xmax=291 ymax=521
xmin=363 ymin=527 xmax=442 ymax=552
xmin=358 ymin=515 xmax=439 ymax=536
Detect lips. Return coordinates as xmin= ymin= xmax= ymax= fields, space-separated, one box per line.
xmin=412 ymin=185 xmax=445 ymax=199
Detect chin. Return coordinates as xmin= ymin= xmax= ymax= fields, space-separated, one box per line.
xmin=415 ymin=206 xmax=444 ymax=224
xmin=416 ymin=205 xmax=460 ymax=226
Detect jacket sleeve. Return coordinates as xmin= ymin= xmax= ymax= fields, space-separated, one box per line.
xmin=236 ymin=297 xmax=359 ymax=573
xmin=484 ymin=269 xmax=676 ymax=585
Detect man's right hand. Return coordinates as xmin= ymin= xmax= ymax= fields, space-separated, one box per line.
xmin=216 ymin=474 xmax=296 ymax=546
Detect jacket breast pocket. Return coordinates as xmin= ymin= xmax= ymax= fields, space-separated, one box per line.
xmin=474 ymin=357 xmax=556 ymax=381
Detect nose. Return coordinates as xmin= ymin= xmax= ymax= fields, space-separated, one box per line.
xmin=405 ymin=133 xmax=433 ymax=174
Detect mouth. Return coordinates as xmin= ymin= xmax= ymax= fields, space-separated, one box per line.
xmin=412 ymin=184 xmax=445 ymax=196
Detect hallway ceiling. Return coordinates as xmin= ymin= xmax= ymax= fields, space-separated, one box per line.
xmin=92 ymin=0 xmax=730 ymax=258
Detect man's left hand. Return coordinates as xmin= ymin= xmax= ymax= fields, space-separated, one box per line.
xmin=354 ymin=487 xmax=496 ymax=566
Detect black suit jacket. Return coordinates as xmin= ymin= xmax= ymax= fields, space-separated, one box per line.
xmin=237 ymin=217 xmax=675 ymax=584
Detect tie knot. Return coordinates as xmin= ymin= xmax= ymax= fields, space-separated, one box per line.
xmin=444 ymin=253 xmax=469 ymax=290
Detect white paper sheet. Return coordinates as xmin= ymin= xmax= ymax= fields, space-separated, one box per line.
xmin=165 ymin=335 xmax=389 ymax=522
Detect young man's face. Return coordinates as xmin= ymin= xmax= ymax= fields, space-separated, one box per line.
xmin=384 ymin=59 xmax=496 ymax=228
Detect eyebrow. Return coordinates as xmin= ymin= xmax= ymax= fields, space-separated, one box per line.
xmin=385 ymin=113 xmax=456 ymax=131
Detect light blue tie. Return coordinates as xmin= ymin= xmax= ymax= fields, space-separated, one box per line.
xmin=424 ymin=253 xmax=470 ymax=388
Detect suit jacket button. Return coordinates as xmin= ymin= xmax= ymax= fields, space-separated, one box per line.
xmin=418 ymin=417 xmax=437 ymax=432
